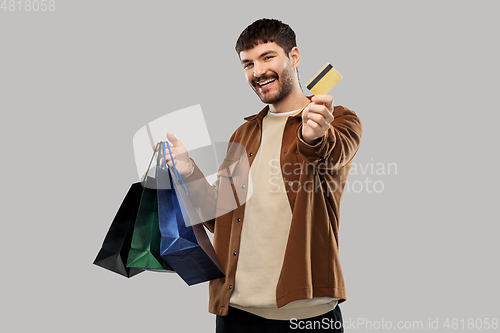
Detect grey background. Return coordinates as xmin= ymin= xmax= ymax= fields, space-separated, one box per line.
xmin=1 ymin=0 xmax=499 ymax=332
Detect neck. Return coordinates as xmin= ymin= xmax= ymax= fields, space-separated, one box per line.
xmin=268 ymin=86 xmax=310 ymax=113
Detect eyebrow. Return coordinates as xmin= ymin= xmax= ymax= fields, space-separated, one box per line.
xmin=241 ymin=50 xmax=278 ymax=64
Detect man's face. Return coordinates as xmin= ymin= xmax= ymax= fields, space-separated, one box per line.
xmin=239 ymin=42 xmax=296 ymax=105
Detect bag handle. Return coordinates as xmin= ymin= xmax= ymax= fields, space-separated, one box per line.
xmin=142 ymin=143 xmax=161 ymax=184
xmin=157 ymin=141 xmax=163 ymax=168
xmin=163 ymin=140 xmax=188 ymax=195
xmin=162 ymin=141 xmax=168 ymax=170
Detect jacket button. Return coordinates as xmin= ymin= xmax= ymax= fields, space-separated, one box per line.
xmin=228 ymin=285 xmax=232 ymax=289
xmin=241 ymin=184 xmax=246 ymax=189
xmin=237 ymin=218 xmax=241 ymax=222
xmin=249 ymin=152 xmax=253 ymax=157
xmin=233 ymin=251 xmax=237 ymax=256
xmin=288 ymin=181 xmax=293 ymax=186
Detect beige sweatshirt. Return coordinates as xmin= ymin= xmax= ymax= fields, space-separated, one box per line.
xmin=229 ymin=109 xmax=338 ymax=320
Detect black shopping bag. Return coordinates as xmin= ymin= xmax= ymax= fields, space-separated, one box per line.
xmin=93 ymin=182 xmax=144 ymax=278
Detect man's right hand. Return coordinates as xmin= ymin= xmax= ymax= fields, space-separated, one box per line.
xmin=154 ymin=132 xmax=194 ymax=177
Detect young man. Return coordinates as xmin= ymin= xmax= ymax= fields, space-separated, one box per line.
xmin=164 ymin=18 xmax=362 ymax=332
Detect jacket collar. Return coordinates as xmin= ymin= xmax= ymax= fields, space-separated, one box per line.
xmin=243 ymin=95 xmax=313 ymax=123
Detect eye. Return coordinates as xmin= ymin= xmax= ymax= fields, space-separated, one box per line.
xmin=244 ymin=63 xmax=253 ymax=69
xmin=264 ymin=55 xmax=274 ymax=61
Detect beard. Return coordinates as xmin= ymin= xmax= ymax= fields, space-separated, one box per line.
xmin=251 ymin=62 xmax=295 ymax=105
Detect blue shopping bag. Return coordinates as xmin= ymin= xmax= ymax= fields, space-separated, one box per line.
xmin=157 ymin=141 xmax=225 ymax=286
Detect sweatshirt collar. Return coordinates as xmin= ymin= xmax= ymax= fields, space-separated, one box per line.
xmin=244 ymin=96 xmax=313 ymax=123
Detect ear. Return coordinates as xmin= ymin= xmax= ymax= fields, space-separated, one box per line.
xmin=289 ymin=47 xmax=301 ymax=69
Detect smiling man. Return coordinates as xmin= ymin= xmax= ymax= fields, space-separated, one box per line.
xmin=164 ymin=18 xmax=362 ymax=332
xmin=241 ymin=42 xmax=298 ymax=108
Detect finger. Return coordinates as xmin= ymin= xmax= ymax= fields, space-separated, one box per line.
xmin=164 ymin=152 xmax=174 ymax=162
xmin=311 ymin=95 xmax=333 ymax=111
xmin=166 ymin=156 xmax=182 ymax=168
xmin=166 ymin=131 xmax=182 ymax=147
xmin=154 ymin=142 xmax=164 ymax=151
xmin=302 ymin=102 xmax=313 ymax=121
xmin=162 ymin=152 xmax=175 ymax=166
xmin=302 ymin=106 xmax=309 ymax=122
xmin=306 ymin=119 xmax=321 ymax=131
xmin=306 ymin=112 xmax=331 ymax=129
xmin=311 ymin=94 xmax=333 ymax=105
xmin=307 ymin=104 xmax=334 ymax=123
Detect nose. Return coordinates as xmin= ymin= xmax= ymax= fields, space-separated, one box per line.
xmin=253 ymin=62 xmax=266 ymax=78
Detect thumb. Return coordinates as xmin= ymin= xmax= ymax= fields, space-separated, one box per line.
xmin=302 ymin=103 xmax=312 ymax=123
xmin=166 ymin=131 xmax=182 ymax=146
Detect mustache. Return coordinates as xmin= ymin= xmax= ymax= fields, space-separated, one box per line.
xmin=252 ymin=73 xmax=278 ymax=86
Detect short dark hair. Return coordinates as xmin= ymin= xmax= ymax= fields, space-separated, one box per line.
xmin=235 ymin=18 xmax=297 ymax=56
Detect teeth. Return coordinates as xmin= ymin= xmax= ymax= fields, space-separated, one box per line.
xmin=259 ymin=79 xmax=275 ymax=87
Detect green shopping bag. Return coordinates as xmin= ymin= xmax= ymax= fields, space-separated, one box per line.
xmin=126 ymin=145 xmax=173 ymax=272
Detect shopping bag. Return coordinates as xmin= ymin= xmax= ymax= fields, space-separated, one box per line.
xmin=93 ymin=182 xmax=144 ymax=278
xmin=126 ymin=145 xmax=174 ymax=272
xmin=158 ymin=141 xmax=225 ymax=285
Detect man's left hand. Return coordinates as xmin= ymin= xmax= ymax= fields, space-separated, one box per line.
xmin=301 ymin=95 xmax=334 ymax=145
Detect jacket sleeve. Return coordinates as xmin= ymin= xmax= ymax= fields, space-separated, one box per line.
xmin=182 ymin=132 xmax=246 ymax=233
xmin=182 ymin=160 xmax=217 ymax=233
xmin=297 ymin=105 xmax=362 ymax=170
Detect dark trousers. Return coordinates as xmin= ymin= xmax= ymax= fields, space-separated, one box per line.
xmin=216 ymin=305 xmax=344 ymax=333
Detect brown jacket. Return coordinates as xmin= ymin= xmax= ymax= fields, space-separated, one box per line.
xmin=184 ymin=101 xmax=362 ymax=316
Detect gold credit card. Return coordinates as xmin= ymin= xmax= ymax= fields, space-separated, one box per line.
xmin=306 ymin=63 xmax=342 ymax=95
